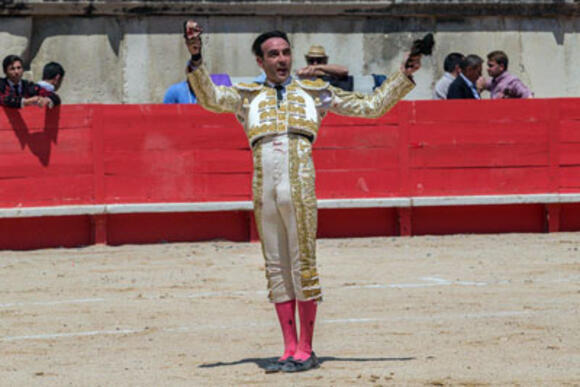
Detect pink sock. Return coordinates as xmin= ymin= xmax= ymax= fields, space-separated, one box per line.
xmin=294 ymin=299 xmax=317 ymax=361
xmin=274 ymin=300 xmax=297 ymax=361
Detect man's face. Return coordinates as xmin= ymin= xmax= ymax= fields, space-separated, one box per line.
xmin=465 ymin=64 xmax=482 ymax=83
xmin=53 ymin=74 xmax=64 ymax=91
xmin=5 ymin=60 xmax=23 ymax=84
xmin=306 ymin=56 xmax=327 ymax=66
xmin=256 ymin=37 xmax=292 ymax=84
xmin=487 ymin=60 xmax=504 ymax=78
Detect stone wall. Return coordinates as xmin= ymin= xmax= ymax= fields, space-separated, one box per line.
xmin=1 ymin=1 xmax=579 ymax=103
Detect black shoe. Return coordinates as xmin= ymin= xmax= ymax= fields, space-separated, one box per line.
xmin=281 ymin=352 xmax=319 ymax=373
xmin=264 ymin=357 xmax=293 ymax=374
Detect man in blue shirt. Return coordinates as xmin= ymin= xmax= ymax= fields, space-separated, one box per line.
xmin=164 ymin=20 xmax=232 ymax=104
xmin=163 ymin=73 xmax=231 ymax=104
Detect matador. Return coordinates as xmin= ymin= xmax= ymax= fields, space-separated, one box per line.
xmin=183 ymin=22 xmax=421 ymax=373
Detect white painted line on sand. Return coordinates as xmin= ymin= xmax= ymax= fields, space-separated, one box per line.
xmin=0 ymin=310 xmax=534 ymax=342
xmin=0 ymin=298 xmax=105 ymax=308
xmin=1 ymin=329 xmax=139 ymax=342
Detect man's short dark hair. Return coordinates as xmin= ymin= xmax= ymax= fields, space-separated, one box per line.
xmin=3 ymin=55 xmax=23 ymax=73
xmin=443 ymin=52 xmax=464 ymax=72
xmin=487 ymin=50 xmax=509 ymax=70
xmin=42 ymin=62 xmax=65 ymax=80
xmin=460 ymin=54 xmax=483 ymax=71
xmin=252 ymin=30 xmax=290 ymax=58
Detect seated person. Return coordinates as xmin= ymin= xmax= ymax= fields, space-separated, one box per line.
xmin=0 ymin=55 xmax=60 ymax=108
xmin=296 ymin=44 xmax=353 ymax=91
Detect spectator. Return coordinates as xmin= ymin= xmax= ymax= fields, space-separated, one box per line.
xmin=164 ymin=20 xmax=231 ymax=103
xmin=0 ymin=55 xmax=60 ymax=108
xmin=447 ymin=54 xmax=483 ymax=99
xmin=38 ymin=62 xmax=65 ymax=92
xmin=479 ymin=50 xmax=533 ymax=99
xmin=164 ymin=71 xmax=231 ymax=104
xmin=296 ymin=44 xmax=354 ymax=91
xmin=433 ymin=52 xmax=464 ymax=99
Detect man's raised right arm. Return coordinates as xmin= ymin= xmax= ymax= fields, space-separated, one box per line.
xmin=184 ymin=20 xmax=241 ymax=113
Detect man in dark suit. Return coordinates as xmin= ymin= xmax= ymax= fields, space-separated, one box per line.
xmin=447 ymin=54 xmax=483 ymax=99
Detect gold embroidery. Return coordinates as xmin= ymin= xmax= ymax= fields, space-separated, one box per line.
xmin=329 ymin=70 xmax=414 ymax=118
xmin=288 ymin=104 xmax=306 ymax=115
xmin=288 ymin=117 xmax=319 ymax=134
xmin=259 ymin=110 xmax=277 ymax=120
xmin=288 ymin=136 xmax=321 ymax=302
xmin=259 ymin=98 xmax=276 ymax=109
xmin=248 ymin=123 xmax=277 ymax=139
xmin=297 ymin=78 xmax=329 ymax=90
xmin=287 ymin=94 xmax=305 ymax=104
xmin=251 ymin=146 xmax=272 ymax=301
xmin=187 ymin=66 xmax=241 ymax=113
xmin=235 ymin=82 xmax=262 ymax=91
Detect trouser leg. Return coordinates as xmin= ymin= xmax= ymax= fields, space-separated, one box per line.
xmin=284 ymin=135 xmax=321 ymax=302
xmin=253 ymin=139 xmax=295 ymax=303
xmin=252 ymin=135 xmax=321 ymax=303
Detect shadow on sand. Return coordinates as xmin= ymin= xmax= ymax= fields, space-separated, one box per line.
xmin=199 ymin=355 xmax=415 ymax=371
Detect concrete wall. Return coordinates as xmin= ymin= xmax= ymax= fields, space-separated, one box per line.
xmin=1 ymin=1 xmax=579 ymax=103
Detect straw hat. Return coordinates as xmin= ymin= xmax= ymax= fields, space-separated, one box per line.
xmin=305 ymin=44 xmax=328 ymax=59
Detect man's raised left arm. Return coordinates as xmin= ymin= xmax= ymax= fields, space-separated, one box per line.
xmin=326 ymin=54 xmax=419 ymax=118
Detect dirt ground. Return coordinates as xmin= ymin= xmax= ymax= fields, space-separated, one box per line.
xmin=1 ymin=233 xmax=579 ymax=386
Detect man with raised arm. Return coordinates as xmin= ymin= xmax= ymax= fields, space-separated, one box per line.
xmin=184 ymin=20 xmax=421 ymax=373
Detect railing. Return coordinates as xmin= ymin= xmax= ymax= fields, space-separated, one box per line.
xmin=1 ymin=99 xmax=579 ymax=249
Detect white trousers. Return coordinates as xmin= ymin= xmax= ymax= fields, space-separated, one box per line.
xmin=252 ymin=134 xmax=321 ymax=303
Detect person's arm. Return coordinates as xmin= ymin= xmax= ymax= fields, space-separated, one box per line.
xmin=184 ymin=20 xmax=241 ymax=113
xmin=324 ymin=54 xmax=418 ymax=118
xmin=297 ymin=64 xmax=348 ymax=78
xmin=36 ymin=87 xmax=60 ymax=107
xmin=0 ymin=81 xmax=24 ymax=108
xmin=24 ymin=81 xmax=59 ymax=108
xmin=505 ymin=78 xmax=533 ymax=98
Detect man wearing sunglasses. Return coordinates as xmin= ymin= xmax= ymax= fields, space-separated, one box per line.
xmin=184 ymin=21 xmax=421 ymax=373
xmin=296 ymin=44 xmax=353 ymax=91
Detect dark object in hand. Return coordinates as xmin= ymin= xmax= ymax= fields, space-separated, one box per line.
xmin=406 ymin=33 xmax=435 ymax=68
xmin=411 ymin=33 xmax=435 ymax=56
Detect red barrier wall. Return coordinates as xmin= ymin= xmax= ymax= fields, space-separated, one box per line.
xmin=1 ymin=99 xmax=579 ymax=249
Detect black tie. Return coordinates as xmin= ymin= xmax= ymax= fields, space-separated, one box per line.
xmin=13 ymin=83 xmax=21 ymax=97
xmin=274 ymin=85 xmax=284 ymax=106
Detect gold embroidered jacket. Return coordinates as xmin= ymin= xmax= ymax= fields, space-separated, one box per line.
xmin=187 ymin=65 xmax=415 ymax=146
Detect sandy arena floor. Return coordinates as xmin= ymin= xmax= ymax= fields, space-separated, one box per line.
xmin=1 ymin=233 xmax=580 ymax=386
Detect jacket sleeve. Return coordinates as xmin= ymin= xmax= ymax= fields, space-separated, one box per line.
xmin=0 ymin=80 xmax=22 ymax=108
xmin=327 ymin=71 xmax=414 ymax=118
xmin=37 ymin=86 xmax=61 ymax=106
xmin=186 ymin=64 xmax=241 ymax=113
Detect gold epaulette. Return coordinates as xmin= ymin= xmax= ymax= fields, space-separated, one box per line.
xmin=234 ymin=82 xmax=263 ymax=92
xmin=296 ymin=77 xmax=329 ymax=91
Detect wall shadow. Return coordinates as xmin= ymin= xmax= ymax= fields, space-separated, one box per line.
xmin=2 ymin=106 xmax=61 ymax=166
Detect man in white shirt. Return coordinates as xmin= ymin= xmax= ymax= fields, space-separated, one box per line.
xmin=433 ymin=52 xmax=463 ymax=99
xmin=37 ymin=62 xmax=65 ymax=93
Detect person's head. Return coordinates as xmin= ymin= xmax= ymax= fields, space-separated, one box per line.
xmin=487 ymin=50 xmax=508 ymax=78
xmin=3 ymin=55 xmax=24 ymax=84
xmin=304 ymin=44 xmax=328 ymax=66
xmin=460 ymin=54 xmax=483 ymax=83
xmin=252 ymin=30 xmax=292 ymax=84
xmin=42 ymin=62 xmax=65 ymax=91
xmin=443 ymin=52 xmax=464 ymax=76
